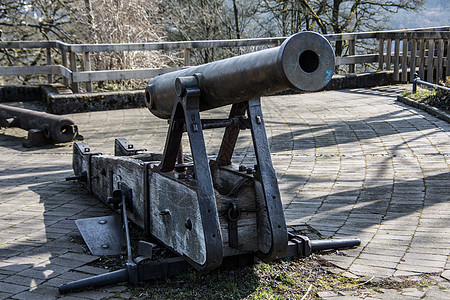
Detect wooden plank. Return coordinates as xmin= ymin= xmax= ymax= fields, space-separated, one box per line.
xmin=436 ymin=39 xmax=444 ymax=82
xmin=61 ymin=48 xmax=69 ymax=86
xmin=386 ymin=39 xmax=392 ymax=70
xmin=377 ymin=31 xmax=450 ymax=40
xmin=393 ymin=39 xmax=400 ymax=81
xmin=184 ymin=48 xmax=191 ymax=66
xmin=427 ymin=39 xmax=435 ymax=82
xmin=70 ymin=51 xmax=79 ymax=93
xmin=67 ymin=37 xmax=285 ymax=53
xmin=72 ymin=67 xmax=185 ymax=83
xmin=0 ymin=27 xmax=448 ymax=53
xmin=402 ymin=39 xmax=408 ymax=82
xmin=324 ymin=26 xmax=450 ymax=41
xmin=46 ymin=48 xmax=52 ymax=84
xmin=0 ymin=65 xmax=61 ymax=76
xmin=410 ymin=39 xmax=417 ymax=82
xmin=447 ymin=39 xmax=450 ymax=76
xmin=83 ymin=52 xmax=93 ymax=92
xmin=348 ymin=39 xmax=355 ymax=73
xmin=419 ymin=39 xmax=426 ymax=78
xmin=335 ymin=54 xmax=377 ymax=65
xmin=58 ymin=65 xmax=72 ymax=81
xmin=378 ymin=39 xmax=385 ymax=70
xmin=0 ymin=40 xmax=56 ymax=49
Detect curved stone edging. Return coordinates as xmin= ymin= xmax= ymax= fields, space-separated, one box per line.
xmin=397 ymin=95 xmax=450 ymax=123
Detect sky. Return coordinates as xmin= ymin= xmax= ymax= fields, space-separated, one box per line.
xmin=388 ymin=0 xmax=449 ymax=29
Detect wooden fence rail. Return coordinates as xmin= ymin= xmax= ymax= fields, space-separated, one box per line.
xmin=1 ymin=26 xmax=449 ymax=93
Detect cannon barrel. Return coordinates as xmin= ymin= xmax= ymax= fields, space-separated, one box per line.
xmin=0 ymin=104 xmax=78 ymax=143
xmin=145 ymin=31 xmax=335 ymax=119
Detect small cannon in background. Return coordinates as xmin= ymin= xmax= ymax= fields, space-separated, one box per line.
xmin=0 ymin=104 xmax=80 ymax=146
xmin=61 ymin=31 xmax=359 ymax=293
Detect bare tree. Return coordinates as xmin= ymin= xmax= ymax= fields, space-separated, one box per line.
xmin=0 ymin=0 xmax=76 ymax=84
xmin=257 ymin=0 xmax=425 ymax=55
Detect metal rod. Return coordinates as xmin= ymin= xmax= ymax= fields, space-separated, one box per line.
xmin=413 ymin=73 xmax=450 ymax=93
xmin=201 ymin=118 xmax=234 ymax=130
xmin=310 ymin=238 xmax=361 ymax=252
xmin=122 ymin=194 xmax=133 ymax=263
xmin=58 ymin=268 xmax=128 ymax=294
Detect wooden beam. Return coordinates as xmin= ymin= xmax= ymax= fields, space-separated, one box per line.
xmin=427 ymin=40 xmax=435 ymax=82
xmin=348 ymin=39 xmax=355 ymax=73
xmin=70 ymin=51 xmax=79 ymax=93
xmin=46 ymin=48 xmax=52 ymax=84
xmin=0 ymin=65 xmax=60 ymax=76
xmin=71 ymin=67 xmax=185 ymax=83
xmin=402 ymin=39 xmax=408 ymax=82
xmin=335 ymin=54 xmax=377 ymax=65
xmin=393 ymin=39 xmax=400 ymax=81
xmin=419 ymin=39 xmax=426 ymax=79
xmin=386 ymin=39 xmax=392 ymax=70
xmin=410 ymin=39 xmax=417 ymax=82
xmin=378 ymin=39 xmax=385 ymax=70
xmin=83 ymin=52 xmax=93 ymax=92
xmin=436 ymin=40 xmax=444 ymax=82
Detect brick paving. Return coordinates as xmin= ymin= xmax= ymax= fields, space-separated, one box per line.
xmin=0 ymin=84 xmax=449 ymax=299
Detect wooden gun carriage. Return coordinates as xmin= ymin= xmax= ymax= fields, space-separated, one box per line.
xmin=60 ymin=31 xmax=359 ymax=293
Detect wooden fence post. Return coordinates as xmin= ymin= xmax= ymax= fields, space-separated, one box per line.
xmin=61 ymin=48 xmax=69 ymax=86
xmin=436 ymin=39 xmax=444 ymax=82
xmin=427 ymin=39 xmax=435 ymax=82
xmin=84 ymin=52 xmax=93 ymax=92
xmin=70 ymin=51 xmax=79 ymax=93
xmin=410 ymin=39 xmax=417 ymax=82
xmin=385 ymin=39 xmax=392 ymax=70
xmin=378 ymin=39 xmax=385 ymax=70
xmin=184 ymin=48 xmax=191 ymax=66
xmin=447 ymin=39 xmax=450 ymax=77
xmin=401 ymin=39 xmax=408 ymax=82
xmin=348 ymin=38 xmax=355 ymax=73
xmin=46 ymin=48 xmax=52 ymax=84
xmin=418 ymin=39 xmax=425 ymax=79
xmin=393 ymin=39 xmax=400 ymax=81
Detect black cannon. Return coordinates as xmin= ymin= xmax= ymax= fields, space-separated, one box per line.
xmin=62 ymin=31 xmax=360 ymax=293
xmin=145 ymin=31 xmax=334 ymax=119
xmin=0 ymin=104 xmax=80 ymax=146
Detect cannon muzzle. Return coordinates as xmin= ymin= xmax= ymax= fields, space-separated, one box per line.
xmin=145 ymin=31 xmax=335 ymax=119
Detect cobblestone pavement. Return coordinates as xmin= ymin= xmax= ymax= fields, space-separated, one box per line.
xmin=0 ymin=84 xmax=449 ymax=299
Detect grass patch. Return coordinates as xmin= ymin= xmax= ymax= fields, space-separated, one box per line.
xmin=402 ymin=76 xmax=450 ymax=114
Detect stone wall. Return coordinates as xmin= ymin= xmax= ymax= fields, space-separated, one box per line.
xmin=1 ymin=71 xmax=397 ymax=115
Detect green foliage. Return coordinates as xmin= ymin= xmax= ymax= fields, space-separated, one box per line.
xmin=403 ymin=76 xmax=450 ymax=113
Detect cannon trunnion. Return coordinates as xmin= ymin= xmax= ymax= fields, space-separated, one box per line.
xmin=62 ymin=32 xmax=360 ymax=293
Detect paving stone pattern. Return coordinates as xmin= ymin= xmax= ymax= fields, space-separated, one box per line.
xmin=0 ymin=85 xmax=449 ymax=299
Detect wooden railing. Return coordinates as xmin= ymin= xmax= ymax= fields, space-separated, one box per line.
xmin=0 ymin=26 xmax=449 ymax=93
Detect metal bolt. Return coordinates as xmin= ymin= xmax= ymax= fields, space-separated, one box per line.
xmin=84 ymin=148 xmax=90 ymax=152
xmin=239 ymin=165 xmax=246 ymax=172
xmin=98 ymin=220 xmax=107 ymax=225
xmin=127 ymin=144 xmax=134 ymax=149
xmin=192 ymin=123 xmax=199 ymax=132
xmin=102 ymin=244 xmax=109 ymax=249
xmin=246 ymin=168 xmax=253 ymax=174
xmin=256 ymin=116 xmax=262 ymax=125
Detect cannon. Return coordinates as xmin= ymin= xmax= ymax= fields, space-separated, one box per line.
xmin=0 ymin=104 xmax=80 ymax=146
xmin=61 ymin=31 xmax=360 ymax=293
